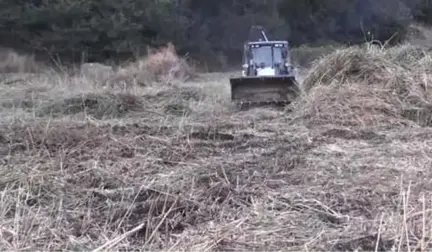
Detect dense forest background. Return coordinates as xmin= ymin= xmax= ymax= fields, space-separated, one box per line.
xmin=1 ymin=0 xmax=432 ymax=66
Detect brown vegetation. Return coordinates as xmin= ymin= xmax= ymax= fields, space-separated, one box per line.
xmin=2 ymin=43 xmax=432 ymax=251
xmin=0 ymin=47 xmax=41 ymax=73
xmin=295 ymin=44 xmax=432 ymax=128
xmin=114 ymin=43 xmax=195 ymax=87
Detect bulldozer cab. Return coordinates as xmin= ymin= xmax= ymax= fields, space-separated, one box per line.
xmin=246 ymin=42 xmax=288 ymax=67
xmin=243 ymin=41 xmax=292 ymax=77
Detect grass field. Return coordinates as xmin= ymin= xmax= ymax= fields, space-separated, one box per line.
xmin=1 ymin=43 xmax=432 ymax=251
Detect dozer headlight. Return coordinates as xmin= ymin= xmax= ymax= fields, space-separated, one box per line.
xmin=284 ymin=62 xmax=294 ymax=70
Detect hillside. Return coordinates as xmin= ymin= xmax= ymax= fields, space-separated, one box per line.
xmin=1 ymin=42 xmax=432 ymax=251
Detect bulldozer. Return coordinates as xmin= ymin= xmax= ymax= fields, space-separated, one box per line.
xmin=230 ymin=26 xmax=299 ymax=107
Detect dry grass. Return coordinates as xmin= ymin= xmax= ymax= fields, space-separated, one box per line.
xmin=115 ymin=43 xmax=195 ymax=86
xmin=293 ymin=44 xmax=432 ymax=128
xmin=2 ymin=44 xmax=432 ymax=251
xmin=74 ymin=43 xmax=195 ymax=91
xmin=144 ymin=43 xmax=194 ymax=82
xmin=0 ymin=47 xmax=41 ymax=73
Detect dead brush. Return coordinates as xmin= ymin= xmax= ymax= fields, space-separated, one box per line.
xmin=102 ymin=71 xmax=141 ymax=91
xmin=383 ymin=44 xmax=428 ymax=67
xmin=0 ymin=119 xmax=256 ymax=250
xmin=121 ymin=43 xmax=194 ymax=85
xmin=293 ymin=79 xmax=414 ymax=127
xmin=144 ymin=43 xmax=193 ymax=83
xmin=3 ymin=76 xmax=432 ymax=251
xmin=102 ymin=43 xmax=195 ymax=88
xmin=295 ymin=44 xmax=432 ymax=128
xmin=37 ymin=92 xmax=144 ymax=119
xmin=5 ymin=42 xmax=432 ymax=252
xmin=302 ymin=46 xmax=399 ymax=93
xmin=0 ymin=48 xmax=41 ymax=73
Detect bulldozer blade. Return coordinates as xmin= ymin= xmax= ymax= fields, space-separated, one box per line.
xmin=230 ymin=76 xmax=299 ymax=105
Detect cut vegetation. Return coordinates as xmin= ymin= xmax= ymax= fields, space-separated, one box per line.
xmin=295 ymin=44 xmax=432 ymax=128
xmin=1 ymin=43 xmax=432 ymax=251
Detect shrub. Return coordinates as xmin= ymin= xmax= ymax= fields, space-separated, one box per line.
xmin=0 ymin=48 xmax=41 ymax=73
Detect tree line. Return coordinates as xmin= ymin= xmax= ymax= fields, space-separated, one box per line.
xmin=0 ymin=0 xmax=431 ymax=64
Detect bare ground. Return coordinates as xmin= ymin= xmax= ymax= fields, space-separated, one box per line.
xmin=0 ymin=69 xmax=432 ymax=251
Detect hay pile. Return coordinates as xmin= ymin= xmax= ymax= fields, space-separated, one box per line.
xmin=295 ymin=44 xmax=432 ymax=128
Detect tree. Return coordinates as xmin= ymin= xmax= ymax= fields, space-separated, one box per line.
xmin=0 ymin=0 xmax=423 ymax=64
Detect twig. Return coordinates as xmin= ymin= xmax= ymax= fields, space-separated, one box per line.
xmin=1 ymin=78 xmax=27 ymax=85
xmin=375 ymin=213 xmax=384 ymax=252
xmin=143 ymin=198 xmax=178 ymax=246
xmin=91 ymin=222 xmax=145 ymax=252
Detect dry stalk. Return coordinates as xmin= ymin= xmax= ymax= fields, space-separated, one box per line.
xmin=2 ymin=43 xmax=432 ymax=251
